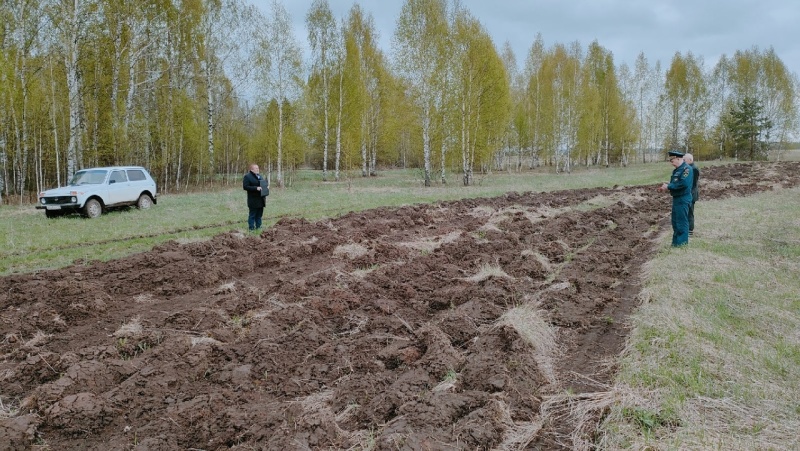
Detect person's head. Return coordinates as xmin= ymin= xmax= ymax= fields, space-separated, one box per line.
xmin=249 ymin=164 xmax=260 ymax=174
xmin=668 ymin=150 xmax=684 ymax=168
xmin=684 ymin=153 xmax=694 ymax=164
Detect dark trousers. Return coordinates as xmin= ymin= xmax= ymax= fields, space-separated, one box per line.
xmin=248 ymin=207 xmax=264 ymax=230
xmin=688 ymin=200 xmax=696 ymax=232
xmin=671 ymin=198 xmax=691 ymax=247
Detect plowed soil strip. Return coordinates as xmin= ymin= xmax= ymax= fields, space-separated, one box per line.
xmin=1 ymin=161 xmax=799 ymax=449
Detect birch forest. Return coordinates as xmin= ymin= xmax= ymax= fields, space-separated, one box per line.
xmin=1 ymin=0 xmax=798 ymax=203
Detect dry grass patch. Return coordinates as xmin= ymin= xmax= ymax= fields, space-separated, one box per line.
xmin=175 ymin=236 xmax=207 ymax=245
xmin=498 ymin=303 xmax=558 ymax=385
xmin=465 ymin=262 xmax=513 ymax=283
xmin=488 ymin=205 xmax=572 ymax=227
xmin=469 ymin=205 xmax=496 ymax=217
xmin=351 ymin=265 xmax=378 ymax=278
xmin=248 ymin=294 xmax=289 ymax=321
xmin=23 ymin=330 xmax=53 ymax=349
xmin=286 ymin=390 xmax=362 ymax=445
xmin=578 ymin=192 xmax=648 ymax=211
xmin=0 ymin=396 xmax=19 ymax=419
xmin=113 ymin=316 xmax=143 ymax=338
xmin=333 ymin=243 xmax=369 ymax=259
xmin=528 ymin=205 xmax=571 ymax=221
xmin=398 ymin=230 xmax=461 ymax=253
xmin=521 ymin=249 xmax=553 ymax=273
xmin=544 ymin=387 xmax=659 ymax=451
xmin=495 ymin=419 xmax=545 ymax=450
xmin=190 ymin=336 xmax=222 ymax=347
xmin=52 ymin=313 xmax=66 ymax=327
xmin=214 ymin=281 xmax=237 ymax=294
xmin=133 ymin=293 xmax=157 ymax=304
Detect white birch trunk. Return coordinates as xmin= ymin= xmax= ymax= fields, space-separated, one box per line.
xmin=369 ymin=113 xmax=378 ymax=176
xmin=0 ymin=133 xmax=6 ymax=202
xmin=461 ymin=97 xmax=468 ymax=185
xmin=322 ymin=71 xmax=330 ymax=181
xmin=361 ymin=115 xmax=367 ymax=178
xmin=277 ymin=99 xmax=284 ymax=187
xmin=111 ymin=20 xmax=122 ymax=161
xmin=207 ymin=69 xmax=215 ymax=182
xmin=176 ymin=130 xmax=183 ymax=192
xmin=49 ymin=59 xmax=61 ymax=187
xmin=440 ymin=135 xmax=447 ymax=185
xmin=422 ymin=103 xmax=431 ymax=187
xmin=334 ymin=70 xmax=343 ymax=182
xmin=369 ymin=99 xmax=379 ymax=176
xmin=18 ymin=49 xmax=30 ymax=198
xmin=64 ymin=0 xmax=81 ymax=180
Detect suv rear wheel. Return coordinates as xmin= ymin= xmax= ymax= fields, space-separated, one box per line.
xmin=83 ymin=199 xmax=103 ymax=218
xmin=136 ymin=194 xmax=153 ymax=209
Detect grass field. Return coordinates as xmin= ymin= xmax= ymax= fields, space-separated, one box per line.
xmin=1 ymin=163 xmax=671 ymax=276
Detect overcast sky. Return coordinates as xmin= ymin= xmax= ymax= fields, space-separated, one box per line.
xmin=253 ymin=0 xmax=800 ymax=77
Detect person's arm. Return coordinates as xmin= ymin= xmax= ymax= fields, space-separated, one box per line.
xmin=243 ymin=174 xmax=259 ymax=192
xmin=667 ymin=166 xmax=692 ymax=192
xmin=693 ymin=167 xmax=700 ymax=198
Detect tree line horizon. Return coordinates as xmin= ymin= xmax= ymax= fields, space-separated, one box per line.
xmin=1 ymin=0 xmax=798 ymax=204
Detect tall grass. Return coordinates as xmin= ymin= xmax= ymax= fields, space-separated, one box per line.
xmin=597 ymin=185 xmax=800 ymax=450
xmin=1 ymin=163 xmax=671 ymax=275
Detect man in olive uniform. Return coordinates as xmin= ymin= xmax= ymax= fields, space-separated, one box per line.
xmin=684 ymin=153 xmax=700 ymax=236
xmin=657 ymin=150 xmax=694 ymax=247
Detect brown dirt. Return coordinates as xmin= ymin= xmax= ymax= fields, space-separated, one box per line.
xmin=2 ymin=161 xmax=799 ymax=450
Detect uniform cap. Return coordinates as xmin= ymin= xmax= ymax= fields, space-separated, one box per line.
xmin=668 ymin=150 xmax=684 ymax=158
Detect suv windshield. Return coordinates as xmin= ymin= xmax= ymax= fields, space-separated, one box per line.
xmin=69 ymin=170 xmax=108 ymax=186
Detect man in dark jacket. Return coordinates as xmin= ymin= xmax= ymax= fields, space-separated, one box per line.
xmin=657 ymin=150 xmax=694 ymax=247
xmin=684 ymin=153 xmax=700 ymax=236
xmin=243 ymin=164 xmax=268 ymax=231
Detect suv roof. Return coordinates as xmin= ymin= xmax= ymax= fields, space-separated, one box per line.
xmin=75 ymin=166 xmax=149 ymax=171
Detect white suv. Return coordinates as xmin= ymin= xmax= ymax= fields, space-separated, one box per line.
xmin=37 ymin=166 xmax=158 ymax=218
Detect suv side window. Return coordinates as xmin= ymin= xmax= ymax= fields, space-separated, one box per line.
xmin=127 ymin=169 xmax=146 ymax=181
xmin=109 ymin=170 xmax=128 ymax=184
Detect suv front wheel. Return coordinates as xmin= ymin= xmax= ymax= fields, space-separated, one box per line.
xmin=83 ymin=199 xmax=103 ymax=218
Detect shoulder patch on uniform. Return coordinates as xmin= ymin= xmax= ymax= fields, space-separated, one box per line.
xmin=682 ymin=167 xmax=690 ymax=178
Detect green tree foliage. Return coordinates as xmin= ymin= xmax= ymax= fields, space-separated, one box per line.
xmin=305 ymin=0 xmax=339 ymax=181
xmin=393 ymin=0 xmax=449 ymax=187
xmin=663 ymin=52 xmax=711 ymax=154
xmin=377 ymin=72 xmax=419 ymax=169
xmin=334 ymin=25 xmax=363 ymax=179
xmin=723 ymin=96 xmax=773 ymax=160
xmin=254 ymin=98 xmax=303 ymax=179
xmin=254 ymin=0 xmax=303 ymax=187
xmin=451 ymin=10 xmax=510 ymax=185
xmin=735 ymin=48 xmax=796 ymax=149
xmin=709 ymin=46 xmax=797 ymax=159
xmin=538 ymin=43 xmax=581 ymax=172
xmin=500 ymin=41 xmax=527 ymax=172
xmin=1 ymin=0 xmax=798 ymax=204
xmin=579 ymin=41 xmax=610 ymax=167
xmin=522 ymin=33 xmax=547 ymax=168
xmin=344 ymin=5 xmax=386 ymax=178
